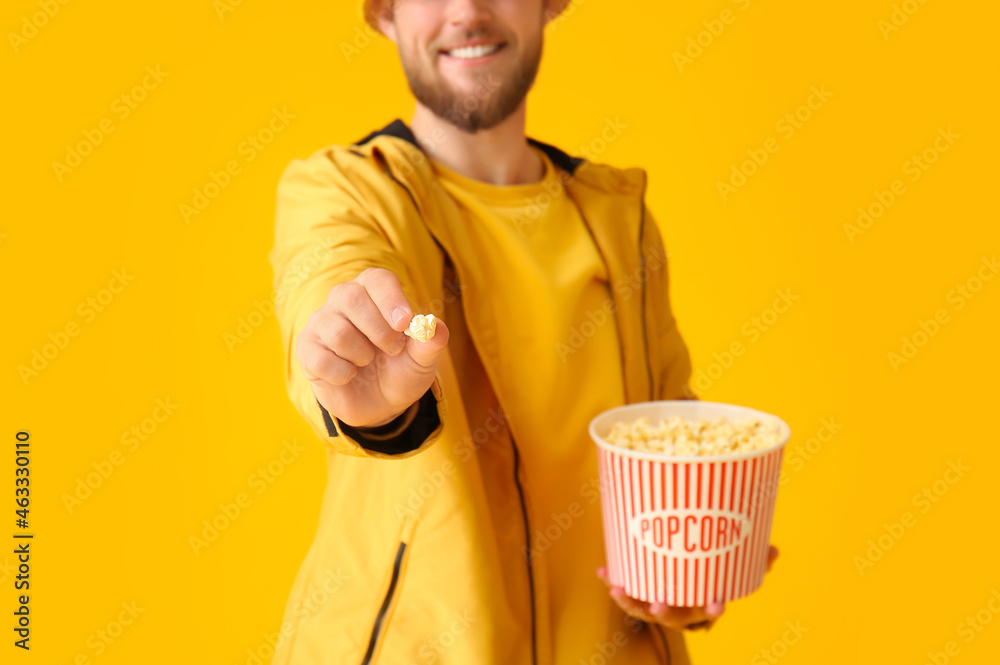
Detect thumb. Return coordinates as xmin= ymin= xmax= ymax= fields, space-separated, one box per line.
xmin=403 ymin=316 xmax=450 ymax=368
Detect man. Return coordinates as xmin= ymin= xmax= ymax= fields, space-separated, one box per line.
xmin=268 ymin=1 xmax=777 ymax=663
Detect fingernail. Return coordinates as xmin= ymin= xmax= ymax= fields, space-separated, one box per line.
xmin=391 ymin=306 xmax=409 ymax=328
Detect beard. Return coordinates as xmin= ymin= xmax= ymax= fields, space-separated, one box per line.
xmin=399 ymin=34 xmax=543 ymax=134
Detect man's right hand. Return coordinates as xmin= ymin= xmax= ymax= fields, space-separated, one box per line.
xmin=297 ymin=267 xmax=449 ymax=428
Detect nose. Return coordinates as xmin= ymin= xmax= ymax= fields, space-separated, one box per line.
xmin=443 ymin=0 xmax=495 ymax=29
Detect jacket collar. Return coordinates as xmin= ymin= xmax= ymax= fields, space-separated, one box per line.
xmin=352 ymin=118 xmax=585 ymax=176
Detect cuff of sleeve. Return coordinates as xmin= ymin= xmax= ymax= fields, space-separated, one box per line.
xmin=347 ymin=401 xmax=420 ymax=439
xmin=315 ymin=380 xmax=444 ymax=457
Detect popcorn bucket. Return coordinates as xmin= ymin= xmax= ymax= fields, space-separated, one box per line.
xmin=589 ymin=401 xmax=790 ymax=606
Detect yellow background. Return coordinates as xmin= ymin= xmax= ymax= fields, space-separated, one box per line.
xmin=3 ymin=0 xmax=998 ymax=663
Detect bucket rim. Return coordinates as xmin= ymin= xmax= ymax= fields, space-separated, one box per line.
xmin=589 ymin=400 xmax=791 ymax=464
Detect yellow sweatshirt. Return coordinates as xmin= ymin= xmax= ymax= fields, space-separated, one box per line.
xmin=268 ymin=119 xmax=695 ymax=665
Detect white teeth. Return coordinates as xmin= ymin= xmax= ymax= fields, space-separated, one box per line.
xmin=445 ymin=43 xmax=501 ymax=59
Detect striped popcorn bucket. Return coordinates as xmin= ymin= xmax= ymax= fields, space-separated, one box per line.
xmin=589 ymin=401 xmax=790 ymax=606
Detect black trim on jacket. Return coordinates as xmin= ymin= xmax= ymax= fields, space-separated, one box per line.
xmin=316 ymin=387 xmax=439 ymax=455
xmin=352 ymin=118 xmax=585 ymax=176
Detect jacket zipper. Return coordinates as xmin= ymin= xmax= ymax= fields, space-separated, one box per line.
xmin=376 ymin=155 xmax=539 ymax=665
xmin=637 ymin=171 xmax=654 ymax=402
xmin=511 ymin=435 xmax=539 ymax=665
xmin=361 ymin=541 xmax=407 ymax=665
xmin=637 ymin=172 xmax=671 ymax=665
xmin=373 ymin=150 xmax=448 ymax=257
xmin=652 ymin=623 xmax=671 ymax=665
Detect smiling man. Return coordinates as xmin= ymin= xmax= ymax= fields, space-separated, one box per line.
xmin=267 ymin=1 xmax=776 ymax=664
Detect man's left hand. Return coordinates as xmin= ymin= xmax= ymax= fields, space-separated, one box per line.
xmin=596 ymin=544 xmax=780 ymax=632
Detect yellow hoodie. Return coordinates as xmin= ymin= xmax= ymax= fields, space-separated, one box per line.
xmin=268 ymin=119 xmax=695 ymax=665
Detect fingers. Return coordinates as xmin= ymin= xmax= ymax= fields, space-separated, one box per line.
xmin=351 ymin=268 xmax=451 ymax=367
xmin=595 ymin=567 xmax=726 ymax=632
xmin=297 ymin=326 xmax=359 ymax=386
xmin=596 ymin=567 xmax=611 ymax=586
xmin=314 ymin=316 xmax=377 ymax=367
xmin=647 ymin=602 xmax=724 ymax=631
xmin=766 ymin=544 xmax=780 ymax=572
xmin=328 ymin=280 xmax=408 ymax=356
xmin=296 ymin=306 xmax=382 ymax=386
xmin=354 ymin=267 xmax=414 ymax=330
xmin=609 ymin=587 xmax=657 ymax=623
xmin=597 ymin=567 xmax=655 ymax=622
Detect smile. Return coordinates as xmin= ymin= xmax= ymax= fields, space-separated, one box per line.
xmin=440 ymin=43 xmax=506 ymax=61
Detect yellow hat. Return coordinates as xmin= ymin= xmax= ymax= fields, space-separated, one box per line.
xmin=360 ymin=0 xmax=573 ymax=37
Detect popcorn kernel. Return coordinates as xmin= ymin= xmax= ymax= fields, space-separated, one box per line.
xmin=403 ymin=313 xmax=437 ymax=342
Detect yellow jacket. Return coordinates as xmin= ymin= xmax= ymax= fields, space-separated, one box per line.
xmin=269 ymin=119 xmax=695 ymax=665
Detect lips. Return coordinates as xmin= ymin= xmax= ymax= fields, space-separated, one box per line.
xmin=439 ymin=41 xmax=507 ymax=61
